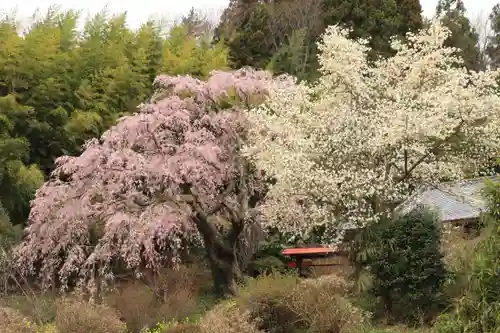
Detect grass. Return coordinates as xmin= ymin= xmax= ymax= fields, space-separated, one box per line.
xmin=0 ymin=269 xmax=430 ymax=333
xmin=0 ymin=261 xmax=479 ymax=333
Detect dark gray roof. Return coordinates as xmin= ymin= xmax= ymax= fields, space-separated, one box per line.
xmin=395 ymin=176 xmax=499 ymax=222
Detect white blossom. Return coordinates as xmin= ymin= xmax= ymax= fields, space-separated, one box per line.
xmin=245 ymin=22 xmax=500 ymax=242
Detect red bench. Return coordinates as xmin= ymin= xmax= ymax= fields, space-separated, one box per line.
xmin=281 ymin=246 xmax=345 ymax=277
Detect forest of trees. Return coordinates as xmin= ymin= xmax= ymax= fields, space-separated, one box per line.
xmin=0 ymin=7 xmax=229 ymax=225
xmin=0 ymin=1 xmax=498 ymax=333
xmin=1 ymin=0 xmax=498 ymax=227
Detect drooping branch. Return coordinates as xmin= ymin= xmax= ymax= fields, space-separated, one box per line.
xmin=14 ymin=68 xmax=274 ymax=293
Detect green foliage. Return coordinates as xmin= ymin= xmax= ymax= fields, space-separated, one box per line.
xmin=247 ymin=256 xmax=287 ymax=277
xmin=359 ymin=210 xmax=448 ymax=325
xmin=436 ymin=0 xmax=483 ymax=70
xmin=0 ymin=203 xmax=22 ymax=288
xmin=217 ymin=1 xmax=273 ymax=71
xmin=485 ymin=178 xmax=500 ymax=219
xmin=0 ymin=204 xmax=22 ymax=250
xmin=487 ymin=4 xmax=500 ymax=70
xmin=0 ymin=7 xmax=230 ymax=226
xmin=433 ymin=182 xmax=500 ymax=333
xmin=245 ymin=232 xmax=290 ymax=277
xmin=218 ymin=0 xmax=423 ymax=78
xmin=0 ymin=95 xmax=43 ymax=224
xmin=322 ymin=0 xmax=423 ymax=60
xmin=141 ymin=318 xmax=201 ymax=333
xmin=266 ymin=28 xmax=320 ymax=82
xmin=162 ymin=25 xmax=229 ymax=78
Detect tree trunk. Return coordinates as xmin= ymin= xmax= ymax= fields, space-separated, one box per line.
xmin=206 ymin=243 xmax=242 ymax=296
xmin=383 ymin=292 xmax=393 ymax=325
xmin=192 ymin=211 xmax=243 ymax=297
xmin=186 ymin=158 xmax=251 ymax=297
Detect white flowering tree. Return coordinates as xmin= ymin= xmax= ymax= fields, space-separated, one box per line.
xmin=245 ymin=22 xmax=500 ymax=242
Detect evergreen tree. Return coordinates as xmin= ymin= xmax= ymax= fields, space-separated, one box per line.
xmin=217 ymin=0 xmax=423 ymax=77
xmin=436 ymin=0 xmax=483 ymax=70
xmin=364 ymin=211 xmax=448 ymax=325
xmin=322 ymin=0 xmax=423 ymax=60
xmin=487 ymin=4 xmax=500 ymax=69
xmin=265 ymin=0 xmax=324 ymax=81
xmin=0 ymin=7 xmax=231 ymax=225
xmin=216 ymin=0 xmax=274 ymax=70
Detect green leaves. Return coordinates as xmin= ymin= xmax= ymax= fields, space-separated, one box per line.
xmin=0 ymin=7 xmax=231 ymax=226
xmin=361 ymin=210 xmax=449 ymax=324
xmin=433 ymin=184 xmax=500 ymax=333
xmin=436 ymin=0 xmax=483 ymax=70
xmin=487 ymin=4 xmax=500 ymax=70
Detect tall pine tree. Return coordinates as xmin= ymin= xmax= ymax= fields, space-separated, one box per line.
xmin=322 ymin=0 xmax=423 ymax=60
xmin=436 ymin=0 xmax=483 ymax=70
xmin=487 ymin=4 xmax=500 ymax=69
xmin=217 ymin=0 xmax=423 ymax=78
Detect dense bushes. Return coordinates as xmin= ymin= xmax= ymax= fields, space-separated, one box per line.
xmin=236 ymin=274 xmax=301 ymax=333
xmin=235 ymin=273 xmax=366 ymax=333
xmin=1 ymin=184 xmax=496 ymax=333
xmin=105 ymin=266 xmax=209 ymax=332
xmin=433 ymin=181 xmax=500 ymax=333
xmin=354 ymin=210 xmax=449 ymax=325
xmin=199 ymin=301 xmax=261 ymax=333
xmin=55 ymin=298 xmax=127 ymax=333
xmin=0 ymin=306 xmax=37 ymax=333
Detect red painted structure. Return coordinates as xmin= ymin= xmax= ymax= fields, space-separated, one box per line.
xmin=281 ymin=246 xmax=344 ymax=277
xmin=282 ymin=247 xmax=337 ymax=256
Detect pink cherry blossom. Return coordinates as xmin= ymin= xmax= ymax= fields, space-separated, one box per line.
xmin=14 ymin=68 xmax=274 ymax=294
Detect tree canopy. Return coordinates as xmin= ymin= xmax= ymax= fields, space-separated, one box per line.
xmin=487 ymin=4 xmax=500 ymax=69
xmin=435 ymin=0 xmax=483 ymax=70
xmin=0 ymin=8 xmax=230 ymax=225
xmin=216 ymin=0 xmax=423 ymax=80
xmin=1 ymin=2 xmax=499 ymax=299
xmin=245 ymin=22 xmax=500 ymax=242
xmin=13 ymin=68 xmax=276 ymax=295
xmin=322 ymin=0 xmax=423 ymax=60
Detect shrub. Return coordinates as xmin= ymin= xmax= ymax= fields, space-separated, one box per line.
xmin=0 ymin=306 xmax=37 ymax=333
xmin=440 ymin=225 xmax=483 ymax=302
xmin=290 ymin=277 xmax=367 ymax=333
xmin=55 ymin=297 xmax=127 ymax=333
xmin=1 ymin=294 xmax=57 ymax=325
xmin=247 ymin=256 xmax=287 ymax=277
xmin=106 ymin=282 xmax=158 ymax=332
xmin=433 ymin=182 xmax=500 ymax=333
xmin=166 ymin=324 xmax=201 ymax=333
xmin=199 ymin=301 xmax=262 ymax=333
xmin=143 ymin=319 xmax=201 ymax=333
xmin=360 ymin=210 xmax=449 ymax=325
xmin=245 ymin=231 xmax=290 ymax=278
xmin=0 ymin=204 xmax=22 ymax=251
xmin=236 ymin=273 xmax=366 ymax=333
xmin=236 ymin=274 xmax=300 ymax=333
xmin=0 ymin=205 xmax=23 ymax=292
xmin=106 ymin=266 xmax=202 ymax=332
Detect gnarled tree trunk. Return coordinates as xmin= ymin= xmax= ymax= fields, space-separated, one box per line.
xmin=193 ymin=211 xmax=244 ymax=296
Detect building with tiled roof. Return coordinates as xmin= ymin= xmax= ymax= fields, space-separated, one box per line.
xmin=395 ymin=175 xmax=499 ymax=225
